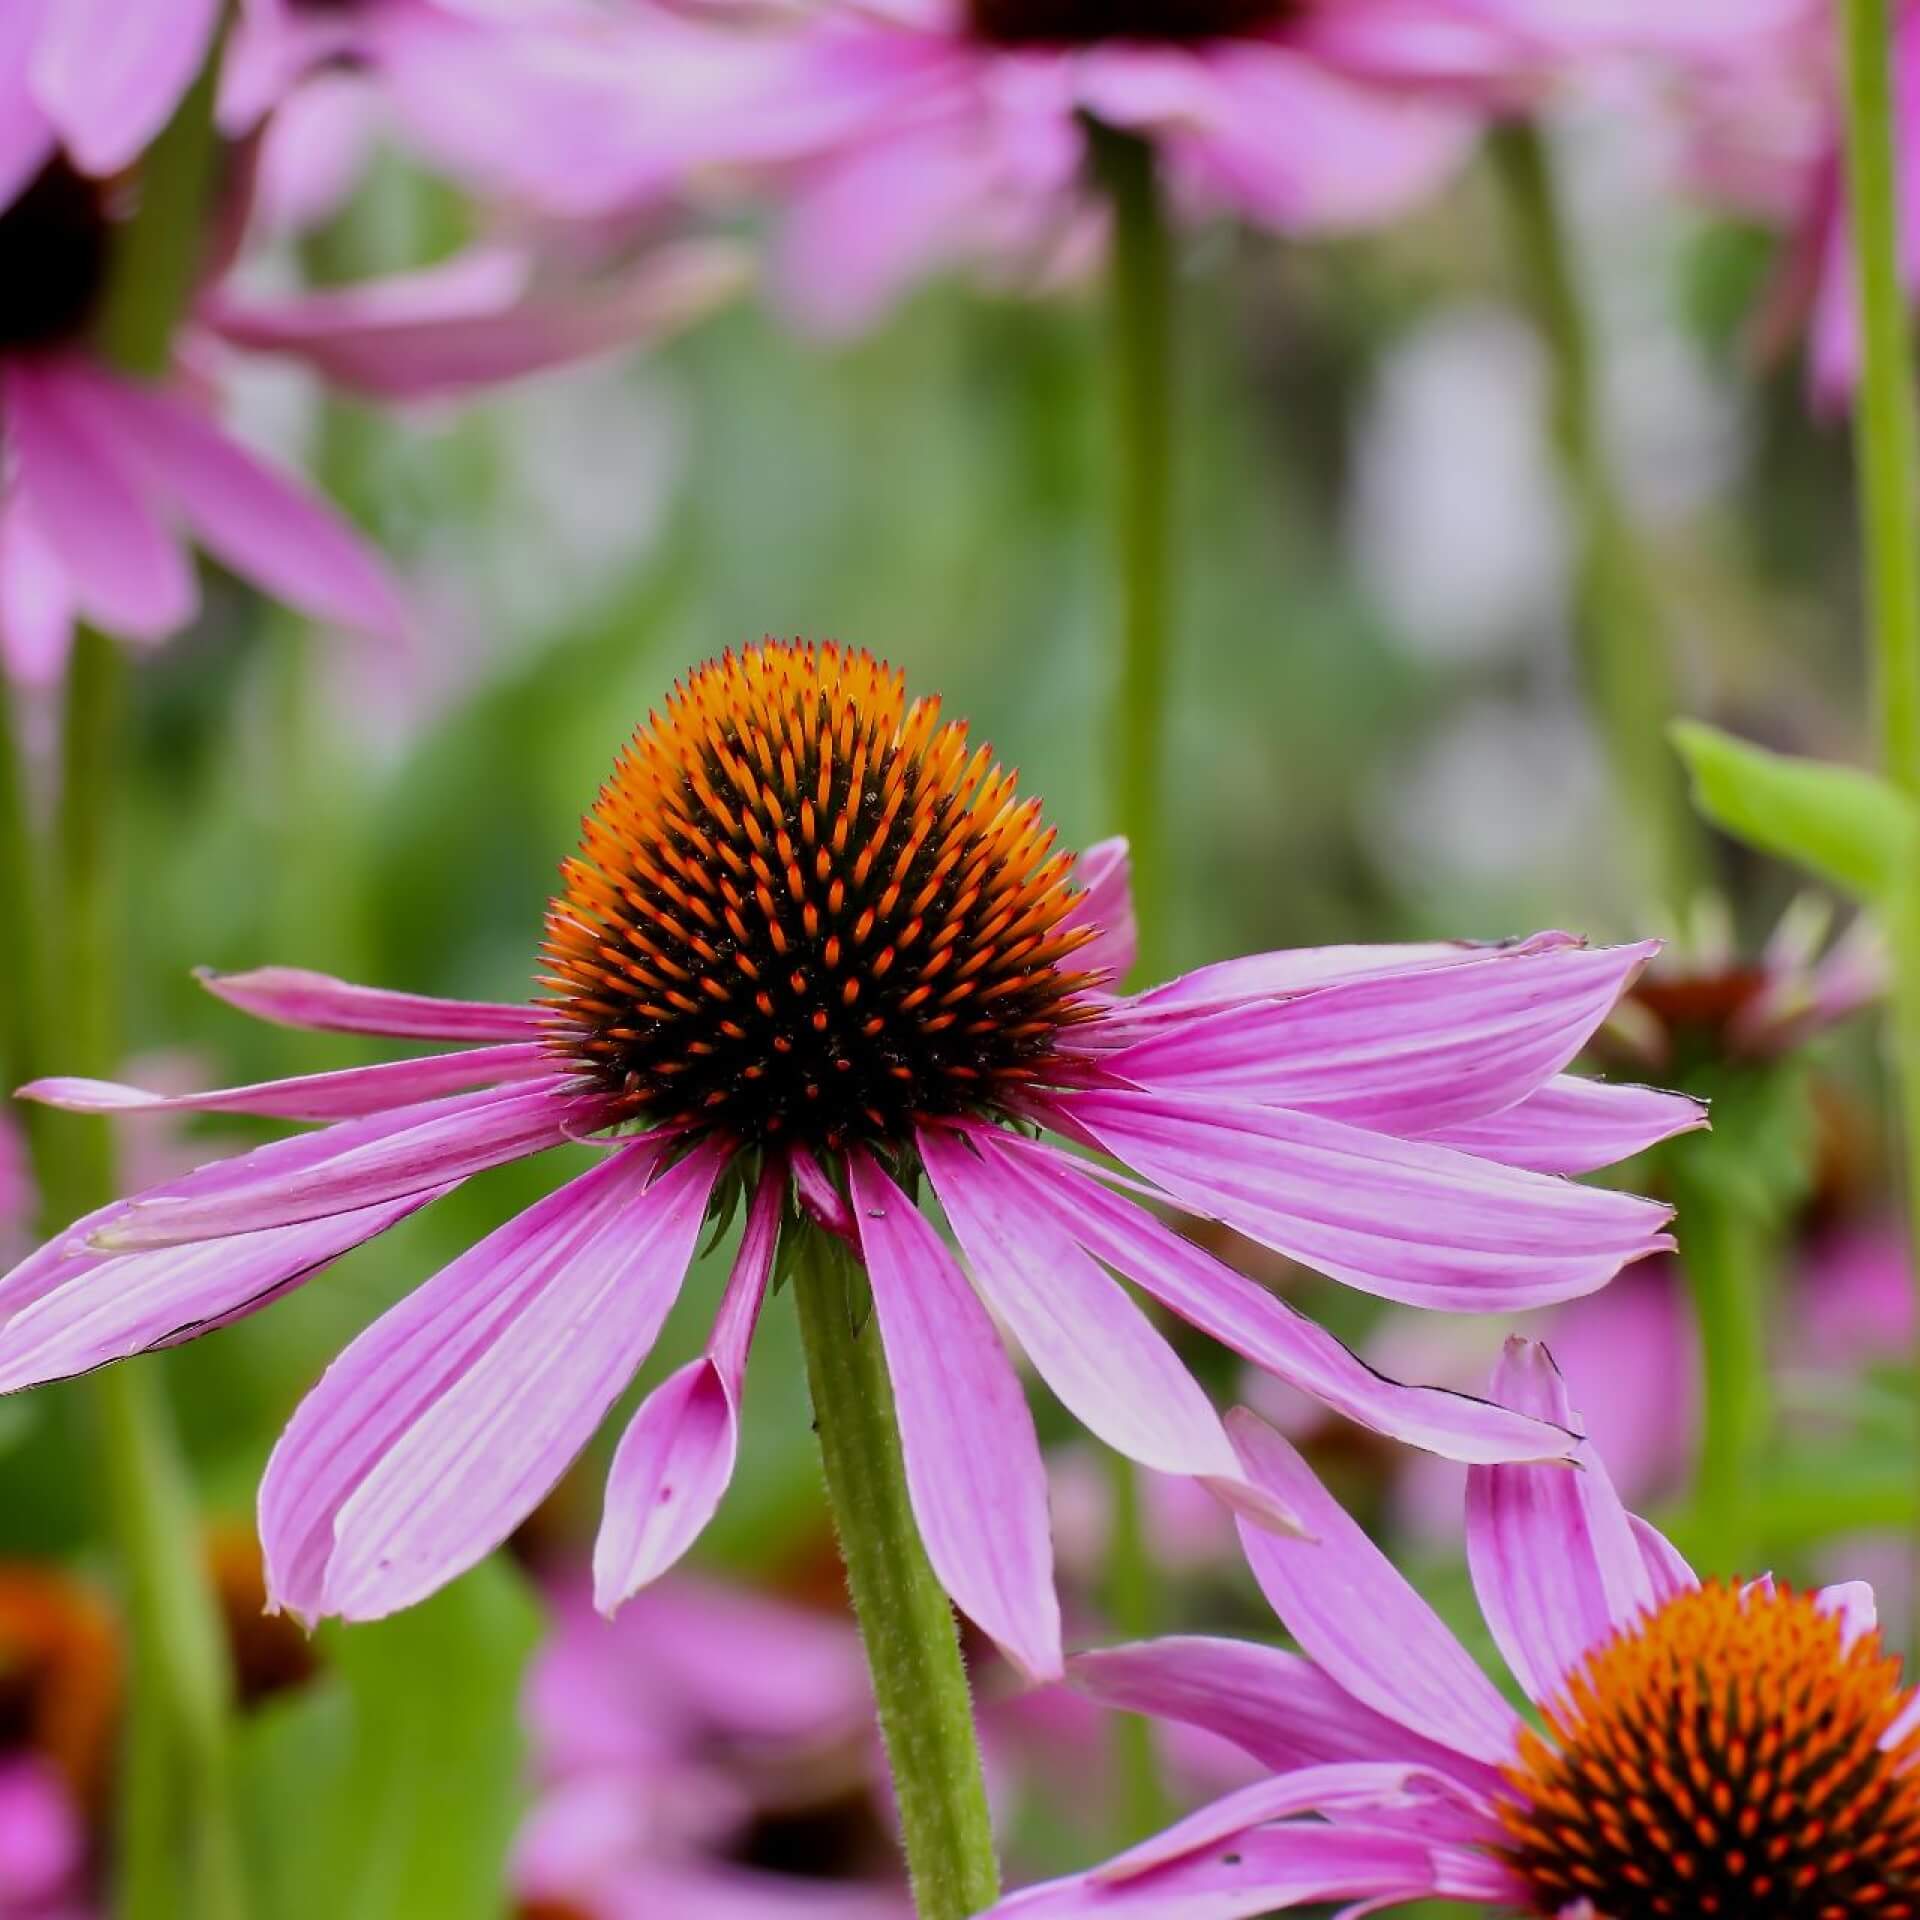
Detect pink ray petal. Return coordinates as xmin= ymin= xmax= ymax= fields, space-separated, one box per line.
xmin=0 ymin=493 xmax=77 ymax=686
xmin=593 ymin=1168 xmax=782 ymax=1610
xmin=1630 ymin=1513 xmax=1697 ymax=1606
xmin=1226 ymin=1409 xmax=1521 ymax=1767
xmin=21 ymin=1041 xmax=554 ymax=1122
xmin=1419 ymin=1074 xmax=1706 ymax=1174
xmin=1817 ymin=1581 xmax=1879 ymax=1651
xmin=1108 ymin=941 xmax=1660 ymax=1135
xmin=1465 ymin=1338 xmax=1656 ymax=1708
xmin=51 ymin=363 xmax=407 ymax=642
xmin=196 ymin=963 xmax=547 ymax=1040
xmin=1060 ymin=836 xmax=1137 ymax=985
xmin=30 ymin=0 xmax=222 ymax=176
xmin=979 ymin=1129 xmax=1574 ymax=1465
xmin=847 ymin=1148 xmax=1060 ymax=1683
xmin=1062 ymin=1087 xmax=1674 ymax=1311
xmin=3 ymin=359 xmax=197 ymax=642
xmin=920 ymin=1128 xmax=1295 ymax=1530
xmin=0 ymin=0 xmax=55 ymax=215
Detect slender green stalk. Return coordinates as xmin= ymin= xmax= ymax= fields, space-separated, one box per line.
xmin=791 ymin=1232 xmax=999 ymax=1920
xmin=1837 ymin=0 xmax=1920 ymax=1632
xmin=1490 ymin=122 xmax=1705 ymax=925
xmin=0 ymin=668 xmax=50 ymax=1173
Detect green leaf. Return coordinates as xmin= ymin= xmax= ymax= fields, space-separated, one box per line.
xmin=237 ymin=1558 xmax=541 ymax=1920
xmin=1671 ymin=721 xmax=1918 ymax=900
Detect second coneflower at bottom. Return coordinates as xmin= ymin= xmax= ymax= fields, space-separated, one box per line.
xmin=983 ymin=1337 xmax=1920 ymax=1918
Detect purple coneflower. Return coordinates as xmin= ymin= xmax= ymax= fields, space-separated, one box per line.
xmin=985 ymin=1335 xmax=1920 ymax=1917
xmin=1 ymin=640 xmax=1691 ymax=1680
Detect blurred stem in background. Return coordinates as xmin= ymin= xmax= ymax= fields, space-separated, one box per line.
xmin=1490 ymin=122 xmax=1706 ymax=929
xmin=27 ymin=49 xmax=250 ymax=1920
xmin=0 ymin=669 xmax=49 ymax=1174
xmin=1089 ymin=119 xmax=1175 ymax=1842
xmin=1837 ymin=0 xmax=1920 ymax=1622
xmin=790 ymin=1229 xmax=1000 ymax=1920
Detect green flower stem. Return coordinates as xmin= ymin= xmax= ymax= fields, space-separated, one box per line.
xmin=1669 ymin=1146 xmax=1774 ymax=1575
xmin=1490 ymin=122 xmax=1705 ymax=925
xmin=791 ymin=1231 xmax=999 ymax=1920
xmin=0 ymin=667 xmax=50 ymax=1172
xmin=24 ymin=41 xmax=247 ymax=1920
xmin=1838 ymin=0 xmax=1920 ymax=1633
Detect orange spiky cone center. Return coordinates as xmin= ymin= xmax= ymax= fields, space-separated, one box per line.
xmin=540 ymin=640 xmax=1104 ymax=1152
xmin=1499 ymin=1581 xmax=1920 ymax=1918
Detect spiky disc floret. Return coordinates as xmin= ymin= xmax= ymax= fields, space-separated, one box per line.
xmin=1499 ymin=1581 xmax=1920 ymax=1919
xmin=540 ymin=641 xmax=1104 ymax=1152
xmin=966 ymin=0 xmax=1287 ymax=45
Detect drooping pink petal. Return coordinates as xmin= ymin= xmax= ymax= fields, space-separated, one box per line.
xmin=847 ymin=1148 xmax=1060 ymax=1683
xmin=0 ymin=1192 xmax=439 ymax=1394
xmin=1226 ymin=1409 xmax=1522 ymax=1767
xmin=1108 ymin=941 xmax=1660 ymax=1135
xmin=1465 ymin=1339 xmax=1655 ymax=1708
xmin=920 ymin=1128 xmax=1293 ymax=1528
xmin=29 ymin=0 xmax=222 ymax=176
xmin=1062 ymin=1088 xmax=1674 ymax=1311
xmin=1419 ymin=1074 xmax=1705 ymax=1174
xmin=0 ymin=494 xmax=76 ymax=686
xmin=265 ymin=1138 xmax=721 ymax=1622
xmin=592 ymin=1168 xmax=782 ymax=1611
xmin=96 ymin=1079 xmax=593 ymax=1250
xmin=196 ymin=963 xmax=547 ymax=1040
xmin=0 ymin=0 xmax=56 ymax=214
xmin=967 ymin=1127 xmax=1573 ymax=1465
xmin=1070 ymin=1638 xmax=1500 ymax=1789
xmin=203 ymin=241 xmax=751 ymax=402
xmin=3 ymin=359 xmax=197 ymax=642
xmin=52 ymin=363 xmax=407 ymax=641
xmin=21 ymin=1042 xmax=554 ymax=1122
xmin=1061 ymin=836 xmax=1136 ymax=984
xmin=1630 ymin=1514 xmax=1698 ymax=1605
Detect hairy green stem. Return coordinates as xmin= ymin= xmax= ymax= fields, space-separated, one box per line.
xmin=1837 ymin=0 xmax=1920 ymax=1636
xmin=1490 ymin=122 xmax=1705 ymax=925
xmin=791 ymin=1232 xmax=999 ymax=1920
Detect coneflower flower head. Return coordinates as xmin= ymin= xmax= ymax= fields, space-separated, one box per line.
xmin=1 ymin=641 xmax=1695 ymax=1679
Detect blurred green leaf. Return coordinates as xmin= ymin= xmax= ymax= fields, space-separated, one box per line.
xmin=237 ymin=1559 xmax=541 ymax=1920
xmin=1672 ymin=721 xmax=1917 ymax=901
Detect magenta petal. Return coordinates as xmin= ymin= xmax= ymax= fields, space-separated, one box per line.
xmin=21 ymin=1042 xmax=554 ymax=1122
xmin=1071 ymin=1637 xmax=1498 ymax=1787
xmin=1110 ymin=941 xmax=1660 ymax=1135
xmin=3 ymin=359 xmax=197 ymax=641
xmin=1465 ymin=1339 xmax=1655 ymax=1708
xmin=1062 ymin=836 xmax=1137 ymax=984
xmin=1064 ymin=1088 xmax=1674 ymax=1311
xmin=30 ymin=0 xmax=221 ymax=174
xmin=848 ymin=1149 xmax=1061 ymax=1683
xmin=1420 ymin=1074 xmax=1706 ymax=1174
xmin=1226 ymin=1409 xmax=1521 ymax=1767
xmin=592 ymin=1170 xmax=781 ymax=1611
xmin=53 ymin=365 xmax=407 ymax=641
xmin=980 ymin=1131 xmax=1574 ymax=1465
xmin=1630 ymin=1514 xmax=1698 ymax=1605
xmin=196 ymin=964 xmax=545 ymax=1040
xmin=0 ymin=1193 xmax=436 ymax=1393
xmin=0 ymin=494 xmax=76 ymax=686
xmin=265 ymin=1139 xmax=721 ymax=1622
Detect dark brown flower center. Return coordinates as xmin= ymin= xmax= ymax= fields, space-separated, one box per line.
xmin=540 ymin=641 xmax=1103 ymax=1152
xmin=0 ymin=160 xmax=112 ymax=355
xmin=966 ymin=0 xmax=1288 ymax=44
xmin=1500 ymin=1582 xmax=1920 ymax=1919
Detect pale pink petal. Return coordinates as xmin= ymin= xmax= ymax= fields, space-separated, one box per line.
xmin=0 ymin=0 xmax=55 ymax=214
xmin=0 ymin=1192 xmax=437 ymax=1393
xmin=1420 ymin=1075 xmax=1705 ymax=1174
xmin=3 ymin=359 xmax=197 ymax=642
xmin=1071 ymin=1637 xmax=1499 ymax=1787
xmin=1227 ymin=1409 xmax=1522 ymax=1767
xmin=0 ymin=494 xmax=76 ymax=686
xmin=1465 ymin=1339 xmax=1655 ymax=1708
xmin=196 ymin=963 xmax=546 ymax=1040
xmin=1062 ymin=1088 xmax=1674 ymax=1311
xmin=1109 ymin=942 xmax=1659 ymax=1135
xmin=21 ymin=1042 xmax=554 ymax=1122
xmin=980 ymin=1129 xmax=1575 ymax=1465
xmin=0 ymin=1756 xmax=83 ymax=1909
xmin=592 ymin=1169 xmax=782 ymax=1610
xmin=95 ymin=1079 xmax=594 ymax=1250
xmin=1630 ymin=1514 xmax=1697 ymax=1605
xmin=848 ymin=1148 xmax=1060 ymax=1683
xmin=266 ymin=1138 xmax=721 ymax=1621
xmin=52 ymin=364 xmax=407 ymax=641
xmin=1817 ymin=1580 xmax=1878 ymax=1650
xmin=1061 ymin=836 xmax=1136 ymax=984
xmin=29 ymin=0 xmax=221 ymax=175
xmin=203 ymin=241 xmax=751 ymax=402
